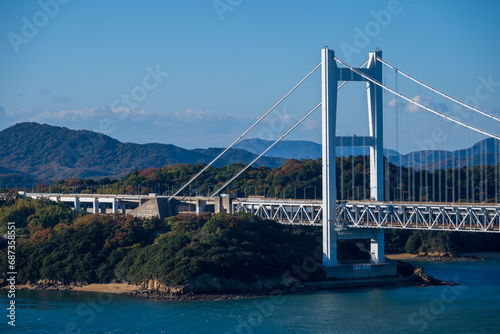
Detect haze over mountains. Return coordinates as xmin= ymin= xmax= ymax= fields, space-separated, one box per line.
xmin=235 ymin=138 xmax=500 ymax=171
xmin=0 ymin=122 xmax=498 ymax=186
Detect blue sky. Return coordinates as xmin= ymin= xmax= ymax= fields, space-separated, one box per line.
xmin=1 ymin=0 xmax=499 ymax=153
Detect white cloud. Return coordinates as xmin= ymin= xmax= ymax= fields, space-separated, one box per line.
xmin=405 ymin=95 xmax=450 ymax=114
xmin=301 ymin=118 xmax=320 ymax=131
xmin=30 ymin=108 xmax=105 ymax=121
xmin=173 ymin=109 xmax=227 ymax=122
xmin=387 ymin=98 xmax=404 ymax=108
xmin=53 ymin=97 xmax=72 ymax=103
xmin=405 ymin=95 xmax=431 ymax=112
xmin=38 ymin=89 xmax=51 ymax=95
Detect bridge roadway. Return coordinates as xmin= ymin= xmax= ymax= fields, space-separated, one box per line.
xmin=21 ymin=192 xmax=500 ymax=232
xmin=232 ymin=198 xmax=500 ymax=233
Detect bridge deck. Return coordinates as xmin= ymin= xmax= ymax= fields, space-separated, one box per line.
xmin=233 ymin=199 xmax=500 ymax=233
xmin=21 ymin=193 xmax=500 ymax=232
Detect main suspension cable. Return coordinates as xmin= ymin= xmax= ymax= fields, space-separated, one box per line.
xmin=169 ymin=62 xmax=321 ymax=200
xmin=334 ymin=57 xmax=500 ymax=141
xmin=376 ymin=57 xmax=500 ymax=123
xmin=210 ymin=102 xmax=322 ymax=197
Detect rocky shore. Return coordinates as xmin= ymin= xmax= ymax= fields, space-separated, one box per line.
xmin=121 ymin=262 xmax=458 ymax=300
xmin=408 ymin=266 xmax=457 ymax=286
xmin=121 ymin=290 xmax=280 ymax=301
xmin=415 ymin=252 xmax=483 ymax=262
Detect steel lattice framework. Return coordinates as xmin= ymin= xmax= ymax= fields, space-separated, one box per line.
xmin=233 ymin=200 xmax=500 ymax=233
xmin=233 ymin=200 xmax=323 ymax=226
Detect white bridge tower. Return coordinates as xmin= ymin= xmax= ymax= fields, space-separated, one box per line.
xmin=321 ymin=48 xmax=385 ymax=267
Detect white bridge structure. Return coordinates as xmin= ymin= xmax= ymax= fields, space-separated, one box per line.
xmin=24 ymin=48 xmax=500 ymax=278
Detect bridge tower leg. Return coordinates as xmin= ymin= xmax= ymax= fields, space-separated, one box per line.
xmin=367 ymin=50 xmax=384 ymax=201
xmin=367 ymin=50 xmax=385 ymax=264
xmin=321 ymin=48 xmax=339 ymax=266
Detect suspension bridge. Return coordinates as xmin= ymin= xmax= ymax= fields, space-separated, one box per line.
xmin=23 ymin=48 xmax=500 ymax=277
xmin=168 ymin=47 xmax=500 ymax=271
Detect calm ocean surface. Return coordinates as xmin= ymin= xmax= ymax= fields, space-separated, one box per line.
xmin=2 ymin=259 xmax=500 ymax=334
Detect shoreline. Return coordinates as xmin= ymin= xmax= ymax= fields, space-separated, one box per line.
xmin=8 ymin=254 xmax=496 ymax=300
xmin=9 ymin=273 xmax=454 ymax=301
xmin=10 ymin=277 xmax=453 ymax=301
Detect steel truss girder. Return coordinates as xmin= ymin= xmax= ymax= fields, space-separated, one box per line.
xmin=232 ymin=201 xmax=323 ymax=226
xmin=232 ymin=200 xmax=500 ymax=233
xmin=338 ymin=202 xmax=500 ymax=233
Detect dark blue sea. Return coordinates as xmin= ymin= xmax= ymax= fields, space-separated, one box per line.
xmin=2 ymin=259 xmax=500 ymax=334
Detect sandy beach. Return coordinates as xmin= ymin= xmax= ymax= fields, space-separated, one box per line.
xmin=71 ymin=283 xmax=141 ymax=293
xmin=12 ymin=283 xmax=141 ymax=295
xmin=385 ymin=253 xmax=418 ymax=260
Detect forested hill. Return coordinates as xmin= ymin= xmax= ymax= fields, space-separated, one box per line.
xmin=0 ymin=122 xmax=286 ymax=182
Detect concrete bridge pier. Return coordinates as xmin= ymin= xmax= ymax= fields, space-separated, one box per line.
xmin=196 ymin=199 xmax=205 ymax=214
xmin=111 ymin=200 xmax=121 ymax=213
xmin=334 ymin=228 xmax=386 ymax=264
xmin=322 ymin=227 xmax=392 ymax=279
xmin=370 ymin=229 xmax=385 ymax=264
xmin=93 ymin=198 xmax=99 ymax=214
xmin=214 ymin=196 xmax=232 ymax=214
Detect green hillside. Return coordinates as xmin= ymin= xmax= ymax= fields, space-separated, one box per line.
xmin=0 ymin=122 xmax=286 ymax=182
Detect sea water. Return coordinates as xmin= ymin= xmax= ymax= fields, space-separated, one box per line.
xmin=2 ymin=259 xmax=499 ymax=334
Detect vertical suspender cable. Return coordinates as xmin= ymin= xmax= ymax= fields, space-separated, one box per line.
xmin=383 ymin=64 xmax=388 ymax=202
xmin=454 ymin=120 xmax=458 ymax=202
xmin=468 ymin=130 xmax=472 ymax=202
xmin=483 ymin=137 xmax=486 ymax=202
xmin=351 ymin=68 xmax=355 ymax=200
xmin=407 ymin=75 xmax=411 ymax=202
xmin=418 ymin=82 xmax=423 ymax=202
xmin=395 ymin=70 xmax=400 ymax=200
xmin=443 ymin=97 xmax=448 ymax=202
xmin=339 ymin=82 xmax=344 ymax=202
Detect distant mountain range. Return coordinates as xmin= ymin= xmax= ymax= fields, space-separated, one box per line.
xmin=234 ymin=137 xmax=500 ymax=171
xmin=0 ymin=122 xmax=286 ymax=185
xmin=234 ymin=138 xmax=401 ymax=159
xmin=0 ymin=122 xmax=498 ymax=186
